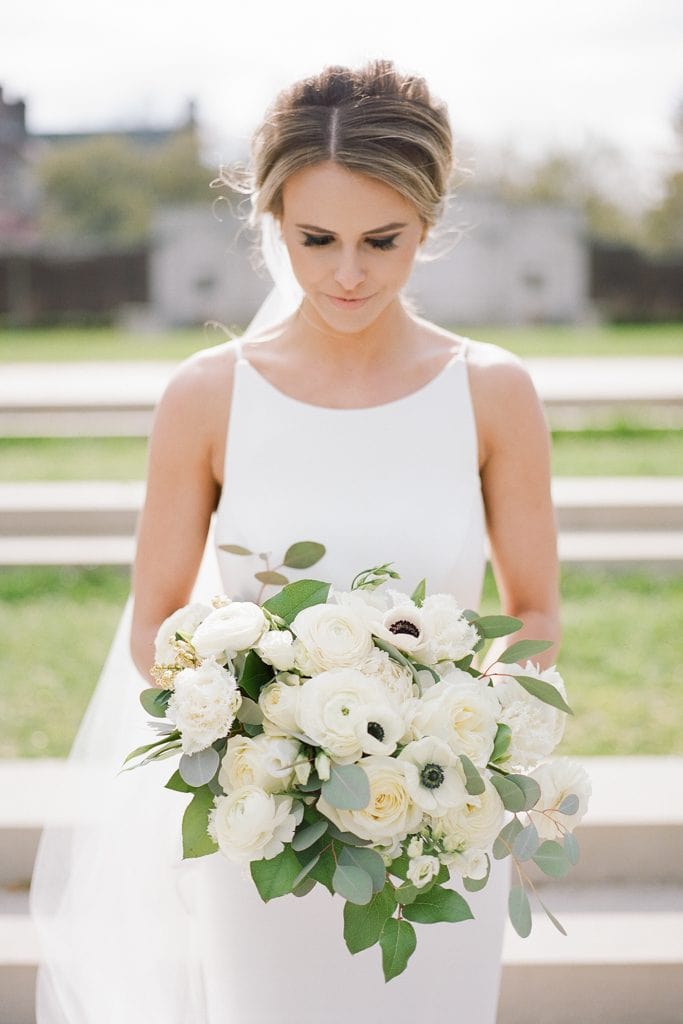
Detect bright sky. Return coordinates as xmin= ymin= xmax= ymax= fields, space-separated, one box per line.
xmin=2 ymin=0 xmax=681 ymax=205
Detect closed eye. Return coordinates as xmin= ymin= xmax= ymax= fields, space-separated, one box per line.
xmin=301 ymin=233 xmax=399 ymax=251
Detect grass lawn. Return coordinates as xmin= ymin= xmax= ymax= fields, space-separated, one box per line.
xmin=1 ymin=565 xmax=680 ymax=759
xmin=1 ymin=425 xmax=681 ymax=481
xmin=0 ymin=322 xmax=681 ymax=362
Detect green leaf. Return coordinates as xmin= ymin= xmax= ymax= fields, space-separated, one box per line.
xmin=262 ymin=579 xmax=331 ymax=625
xmin=255 ymin=570 xmax=290 ymax=586
xmin=557 ymin=793 xmax=580 ymax=815
xmin=507 ymin=773 xmax=542 ymax=810
xmin=489 ymin=773 xmax=527 ymax=812
xmin=343 ymin=883 xmax=397 ymax=953
xmin=493 ymin=817 xmax=523 ymax=859
xmin=308 ymin=845 xmax=337 ymax=894
xmin=218 ymin=544 xmax=253 ymax=555
xmin=325 ymin=821 xmax=371 ymax=846
xmin=564 ymin=832 xmax=580 ymax=865
xmin=320 ymin=762 xmax=370 ymax=810
xmin=402 ymin=884 xmax=473 ymax=925
xmin=463 ymin=854 xmax=491 ymax=892
xmin=495 ymin=639 xmax=554 ymax=664
xmin=291 ymin=850 xmax=322 ymax=890
xmin=121 ymin=731 xmax=180 ymax=766
xmin=473 ymin=615 xmax=523 ymax=639
xmin=410 ymin=578 xmax=426 ymax=607
xmin=282 ymin=541 xmax=326 ymax=569
xmin=238 ymin=649 xmax=274 ymax=701
xmin=291 ymin=819 xmax=329 ymax=851
xmin=510 ymin=674 xmax=574 ymax=716
xmin=490 ymin=723 xmax=512 ymax=764
xmin=512 ymin=822 xmax=540 ymax=861
xmin=292 ymin=876 xmax=317 ymax=897
xmin=532 ymin=840 xmax=572 ymax=877
xmin=182 ymin=786 xmax=218 ymax=859
xmin=537 ymin=894 xmax=568 ymax=935
xmin=508 ymin=885 xmax=532 ymax=937
xmin=332 ymin=862 xmax=373 ymax=905
xmin=387 ymin=851 xmax=409 ymax=880
xmin=379 ymin=917 xmax=417 ymax=982
xmin=459 ymin=754 xmax=486 ymax=795
xmin=165 ymin=768 xmax=195 ymax=793
xmin=339 ymin=846 xmax=386 ymax=893
xmin=250 ymin=845 xmax=303 ymax=901
xmin=139 ymin=687 xmax=172 ymax=718
xmin=179 ymin=747 xmax=220 ymax=788
xmin=395 ymin=881 xmax=421 ymax=905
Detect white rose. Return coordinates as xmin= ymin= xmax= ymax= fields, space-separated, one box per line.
xmin=258 ymin=678 xmax=302 ymax=736
xmin=166 ymin=659 xmax=242 ymax=754
xmin=490 ymin=661 xmax=568 ymax=769
xmin=430 ymin=773 xmax=505 ymax=858
xmin=296 ymin=668 xmax=387 ymax=763
xmin=407 ymin=835 xmax=424 ymax=858
xmin=317 ymin=754 xmax=422 ymax=846
xmin=413 ymin=594 xmax=480 ymax=665
xmin=192 ymin=602 xmax=267 ymax=661
xmin=407 ymin=854 xmax=441 ymax=888
xmin=409 ymin=670 xmax=500 ymax=767
xmin=208 ymin=786 xmax=297 ymax=864
xmin=290 ymin=604 xmax=374 ymax=673
xmin=527 ymin=757 xmax=592 ymax=840
xmin=256 ymin=629 xmax=297 ymax=671
xmin=398 ymin=736 xmax=469 ymax=814
xmin=154 ymin=602 xmax=212 ymax=665
xmin=219 ymin=733 xmax=303 ymax=794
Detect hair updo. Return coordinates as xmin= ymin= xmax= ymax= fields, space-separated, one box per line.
xmin=215 ymin=58 xmax=459 ymax=245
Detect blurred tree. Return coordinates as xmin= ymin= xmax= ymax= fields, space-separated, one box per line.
xmin=643 ymin=96 xmax=683 ymax=255
xmin=37 ymin=130 xmax=211 ymax=247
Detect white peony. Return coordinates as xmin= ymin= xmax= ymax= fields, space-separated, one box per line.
xmin=192 ymin=602 xmax=267 ymax=661
xmin=317 ymin=754 xmax=422 ymax=846
xmin=490 ymin=661 xmax=568 ymax=769
xmin=527 ymin=757 xmax=592 ymax=840
xmin=289 ymin=604 xmax=374 ymax=673
xmin=219 ymin=733 xmax=304 ymax=794
xmin=407 ymin=854 xmax=441 ymax=888
xmin=413 ymin=593 xmax=480 ymax=665
xmin=208 ymin=785 xmax=298 ymax=864
xmin=357 ymin=647 xmax=416 ymax=710
xmin=258 ymin=677 xmax=302 ymax=736
xmin=296 ymin=668 xmax=389 ymax=763
xmin=398 ymin=737 xmax=469 ymax=814
xmin=255 ymin=629 xmax=297 ymax=671
xmin=154 ymin=602 xmax=212 ymax=665
xmin=409 ymin=670 xmax=501 ymax=768
xmin=166 ymin=659 xmax=242 ymax=754
xmin=429 ymin=774 xmax=505 ymax=859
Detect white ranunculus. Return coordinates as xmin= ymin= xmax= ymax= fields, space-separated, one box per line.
xmin=166 ymin=659 xmax=242 ymax=754
xmin=208 ymin=785 xmax=297 ymax=864
xmin=317 ymin=754 xmax=422 ymax=846
xmin=330 ymin=587 xmax=390 ymax=628
xmin=255 ymin=629 xmax=297 ymax=671
xmin=413 ymin=594 xmax=480 ymax=665
xmin=192 ymin=602 xmax=267 ymax=661
xmin=290 ymin=604 xmax=374 ymax=673
xmin=409 ymin=670 xmax=501 ymax=767
xmin=430 ymin=774 xmax=506 ymax=858
xmin=527 ymin=757 xmax=592 ymax=840
xmin=489 ymin=661 xmax=568 ymax=770
xmin=258 ymin=678 xmax=302 ymax=736
xmin=154 ymin=602 xmax=212 ymax=665
xmin=398 ymin=736 xmax=469 ymax=814
xmin=219 ymin=733 xmax=303 ymax=794
xmin=296 ymin=668 xmax=386 ymax=763
xmin=407 ymin=854 xmax=441 ymax=888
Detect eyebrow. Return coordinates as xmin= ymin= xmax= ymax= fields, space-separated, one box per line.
xmin=295 ymin=221 xmax=408 ymax=234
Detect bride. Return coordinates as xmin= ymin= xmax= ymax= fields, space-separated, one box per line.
xmin=30 ymin=57 xmax=560 ymax=1023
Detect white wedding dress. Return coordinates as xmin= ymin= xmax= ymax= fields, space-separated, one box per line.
xmin=189 ymin=331 xmax=511 ymax=1023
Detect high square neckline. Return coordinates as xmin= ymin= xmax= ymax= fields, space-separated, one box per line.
xmin=234 ymin=336 xmax=469 ymax=413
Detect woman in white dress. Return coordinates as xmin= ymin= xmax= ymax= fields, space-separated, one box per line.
xmin=30 ymin=57 xmax=560 ymax=1023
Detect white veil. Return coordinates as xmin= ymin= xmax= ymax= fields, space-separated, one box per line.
xmin=28 ymin=211 xmax=304 ymax=1023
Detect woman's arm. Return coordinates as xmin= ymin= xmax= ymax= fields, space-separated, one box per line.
xmin=474 ymin=353 xmax=561 ymax=673
xmin=129 ymin=353 xmax=227 ymax=683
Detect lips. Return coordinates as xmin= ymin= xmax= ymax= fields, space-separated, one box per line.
xmin=326 ymin=294 xmax=373 ymax=307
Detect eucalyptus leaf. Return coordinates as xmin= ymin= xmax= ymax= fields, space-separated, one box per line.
xmin=492 ymin=817 xmax=523 ymax=859
xmin=532 ymin=840 xmax=572 ymax=877
xmin=291 ymin=850 xmax=322 ymax=890
xmin=512 ymin=822 xmax=540 ymax=861
xmin=372 ymin=636 xmax=424 ymax=694
xmin=557 ymin=793 xmax=580 ymax=815
xmin=324 ymin=822 xmax=371 ymax=846
xmin=395 ymin=881 xmax=420 ymax=905
xmin=339 ymin=846 xmax=386 ymax=893
xmin=489 ymin=773 xmax=527 ymax=812
xmin=507 ymin=773 xmax=542 ymax=810
xmin=459 ymin=754 xmax=486 ymax=796
xmin=494 ymin=639 xmax=554 ymax=664
xmin=283 ymin=541 xmax=326 ymax=569
xmin=218 ymin=544 xmax=253 ymax=555
xmin=262 ymin=579 xmax=331 ymax=625
xmin=343 ymin=884 xmax=397 ymax=953
xmin=291 ymin=819 xmax=329 ymax=851
xmin=472 ymin=615 xmax=523 ymax=639
xmin=320 ymin=762 xmax=370 ymax=810
xmin=181 ymin=786 xmax=218 ymax=859
xmin=255 ymin=570 xmax=290 ymax=586
xmin=292 ymin=876 xmax=317 ymax=897
xmin=179 ymin=747 xmax=220 ymax=788
xmin=510 ymin=674 xmax=574 ymax=716
xmin=379 ymin=918 xmax=417 ymax=982
xmin=402 ymin=885 xmax=473 ymax=925
xmin=564 ymin=832 xmax=580 ymax=865
xmin=332 ymin=862 xmax=373 ymax=905
xmin=508 ymin=885 xmax=532 ymax=937
xmin=537 ymin=894 xmax=567 ymax=935
xmin=139 ymin=687 xmax=172 ymax=718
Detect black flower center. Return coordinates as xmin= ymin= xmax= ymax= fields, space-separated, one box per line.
xmin=367 ymin=721 xmax=385 ymax=742
xmin=389 ymin=618 xmax=420 ymax=638
xmin=420 ymin=762 xmax=445 ymax=789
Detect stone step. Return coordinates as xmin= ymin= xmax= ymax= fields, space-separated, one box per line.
xmin=2 ymin=478 xmax=683 ymax=536
xmin=1 ymin=884 xmax=681 ymax=1024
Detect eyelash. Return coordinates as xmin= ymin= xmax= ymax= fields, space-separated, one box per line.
xmin=301 ymin=233 xmax=399 ymax=251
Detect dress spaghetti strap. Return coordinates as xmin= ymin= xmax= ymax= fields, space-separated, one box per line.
xmin=232 ymin=335 xmax=244 ymax=361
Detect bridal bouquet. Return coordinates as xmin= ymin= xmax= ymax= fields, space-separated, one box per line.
xmin=123 ymin=541 xmax=591 ymax=981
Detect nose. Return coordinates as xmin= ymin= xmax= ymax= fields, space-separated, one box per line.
xmin=333 ymin=247 xmax=367 ymax=292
